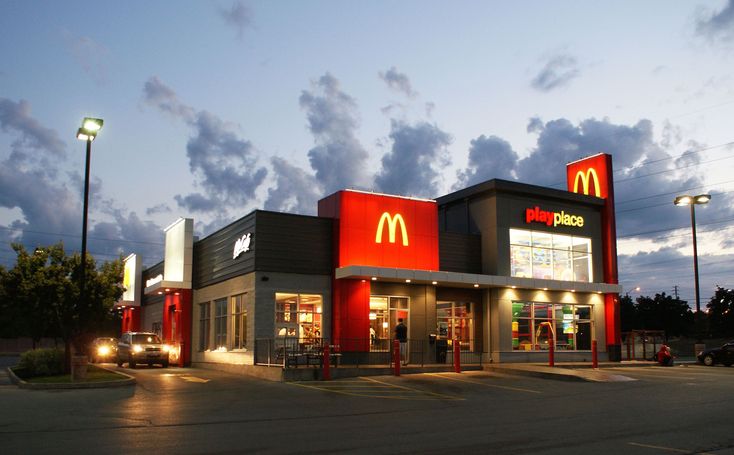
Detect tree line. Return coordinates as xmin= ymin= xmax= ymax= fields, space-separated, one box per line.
xmin=0 ymin=242 xmax=123 ymax=368
xmin=620 ymin=288 xmax=734 ymax=339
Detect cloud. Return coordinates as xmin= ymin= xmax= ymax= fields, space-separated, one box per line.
xmin=374 ymin=120 xmax=452 ymax=198
xmin=695 ymin=0 xmax=734 ymax=45
xmin=264 ymin=157 xmax=321 ymax=215
xmin=379 ymin=66 xmax=417 ymax=97
xmin=61 ymin=29 xmax=109 ymax=85
xmin=0 ymin=98 xmax=65 ymax=158
xmin=143 ymin=76 xmax=195 ymax=121
xmin=143 ymin=76 xmax=268 ymax=212
xmin=218 ymin=1 xmax=253 ymax=39
xmin=146 ymin=203 xmax=172 ymax=215
xmin=530 ymin=54 xmax=580 ymax=92
xmin=454 ymin=135 xmax=518 ymax=189
xmin=300 ymin=73 xmax=370 ymax=194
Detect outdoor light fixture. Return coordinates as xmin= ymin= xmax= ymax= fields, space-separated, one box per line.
xmin=674 ymin=193 xmax=711 ymax=339
xmin=76 ymin=116 xmax=103 ymax=312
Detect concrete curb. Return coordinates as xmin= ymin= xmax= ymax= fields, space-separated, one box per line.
xmin=6 ymin=365 xmax=136 ymax=390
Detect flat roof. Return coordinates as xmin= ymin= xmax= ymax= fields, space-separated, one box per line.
xmin=436 ymin=178 xmax=604 ymax=207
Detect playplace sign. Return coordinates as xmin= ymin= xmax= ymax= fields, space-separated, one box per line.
xmin=525 ymin=206 xmax=584 ymax=228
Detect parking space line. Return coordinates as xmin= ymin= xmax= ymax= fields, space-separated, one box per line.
xmin=628 ymin=442 xmax=715 ymax=454
xmin=288 ymin=377 xmax=463 ymax=401
xmin=605 ymin=369 xmax=698 ymax=380
xmin=424 ymin=373 xmax=542 ymax=394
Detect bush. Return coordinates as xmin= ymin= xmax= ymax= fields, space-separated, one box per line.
xmin=18 ymin=348 xmax=65 ymax=377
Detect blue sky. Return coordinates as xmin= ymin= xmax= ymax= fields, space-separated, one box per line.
xmin=2 ymin=0 xmax=734 ymax=307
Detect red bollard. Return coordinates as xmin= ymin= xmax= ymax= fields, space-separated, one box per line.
xmin=548 ymin=342 xmax=555 ymax=367
xmin=393 ymin=339 xmax=400 ymax=376
xmin=453 ymin=339 xmax=461 ymax=373
xmin=322 ymin=343 xmax=331 ymax=381
xmin=592 ymin=340 xmax=598 ymax=369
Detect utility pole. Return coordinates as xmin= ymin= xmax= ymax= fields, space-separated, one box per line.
xmin=673 ymin=285 xmax=679 ymax=300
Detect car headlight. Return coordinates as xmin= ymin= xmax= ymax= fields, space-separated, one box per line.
xmin=132 ymin=344 xmax=143 ymax=353
xmin=161 ymin=344 xmax=171 ymax=353
xmin=697 ymin=351 xmax=703 ymax=357
xmin=97 ymin=346 xmax=110 ymax=356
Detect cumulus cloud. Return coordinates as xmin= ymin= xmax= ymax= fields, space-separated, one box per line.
xmin=374 ymin=120 xmax=452 ymax=198
xmin=264 ymin=157 xmax=321 ymax=215
xmin=0 ymin=98 xmax=65 ymax=158
xmin=219 ymin=1 xmax=253 ymax=39
xmin=454 ymin=135 xmax=518 ymax=189
xmin=143 ymin=76 xmax=268 ymax=213
xmin=530 ymin=53 xmax=580 ymax=92
xmin=695 ymin=0 xmax=734 ymax=45
xmin=61 ymin=29 xmax=109 ymax=85
xmin=379 ymin=66 xmax=417 ymax=97
xmin=0 ymin=97 xmax=164 ymax=266
xmin=146 ymin=203 xmax=172 ymax=215
xmin=300 ymin=73 xmax=370 ymax=194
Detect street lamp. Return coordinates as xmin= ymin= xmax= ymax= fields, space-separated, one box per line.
xmin=674 ymin=193 xmax=710 ymax=338
xmin=76 ymin=117 xmax=103 ymax=306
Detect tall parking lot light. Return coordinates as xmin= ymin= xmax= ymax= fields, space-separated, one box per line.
xmin=674 ymin=193 xmax=711 ymax=339
xmin=76 ymin=117 xmax=103 ymax=306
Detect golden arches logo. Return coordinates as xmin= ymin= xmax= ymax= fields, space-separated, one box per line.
xmin=573 ymin=168 xmax=601 ymax=197
xmin=375 ymin=212 xmax=409 ymax=246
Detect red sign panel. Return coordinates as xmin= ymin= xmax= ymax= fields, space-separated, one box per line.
xmin=566 ymin=153 xmax=611 ymax=199
xmin=319 ymin=190 xmax=439 ymax=270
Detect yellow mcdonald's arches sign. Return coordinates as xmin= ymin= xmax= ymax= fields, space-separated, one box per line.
xmin=375 ymin=212 xmax=409 ymax=246
xmin=573 ymin=167 xmax=601 ymax=197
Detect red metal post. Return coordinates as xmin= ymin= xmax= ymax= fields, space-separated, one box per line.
xmin=393 ymin=339 xmax=400 ymax=376
xmin=592 ymin=340 xmax=598 ymax=369
xmin=453 ymin=339 xmax=461 ymax=373
xmin=322 ymin=343 xmax=331 ymax=381
xmin=549 ymin=341 xmax=555 ymax=367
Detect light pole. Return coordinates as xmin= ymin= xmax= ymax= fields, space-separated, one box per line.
xmin=76 ymin=117 xmax=103 ymax=307
xmin=674 ymin=193 xmax=711 ymax=339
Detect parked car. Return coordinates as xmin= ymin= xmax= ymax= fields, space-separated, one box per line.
xmin=90 ymin=337 xmax=118 ymax=363
xmin=697 ymin=341 xmax=734 ymax=367
xmin=116 ymin=332 xmax=170 ymax=368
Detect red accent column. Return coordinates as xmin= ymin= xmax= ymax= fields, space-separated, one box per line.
xmin=393 ymin=339 xmax=400 ymax=376
xmin=549 ymin=342 xmax=555 ymax=367
xmin=453 ymin=339 xmax=461 ymax=373
xmin=121 ymin=308 xmax=141 ymax=333
xmin=592 ymin=340 xmax=598 ymax=368
xmin=179 ymin=289 xmax=192 ymax=367
xmin=332 ymin=279 xmax=370 ymax=352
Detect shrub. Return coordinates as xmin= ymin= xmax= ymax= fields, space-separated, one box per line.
xmin=18 ymin=348 xmax=65 ymax=377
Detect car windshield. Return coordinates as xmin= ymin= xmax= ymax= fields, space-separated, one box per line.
xmin=95 ymin=338 xmax=115 ymax=345
xmin=132 ymin=334 xmax=161 ymax=344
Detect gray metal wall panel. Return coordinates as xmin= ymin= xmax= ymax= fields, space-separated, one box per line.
xmin=193 ymin=212 xmax=257 ymax=289
xmin=254 ymin=211 xmax=332 ymax=275
xmin=438 ymin=232 xmax=482 ymax=273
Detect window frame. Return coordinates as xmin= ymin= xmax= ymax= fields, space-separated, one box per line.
xmin=510 ymin=228 xmax=593 ymax=282
xmin=511 ymin=301 xmax=593 ymax=352
xmin=231 ymin=293 xmax=248 ymax=350
xmin=198 ymin=302 xmax=211 ymax=352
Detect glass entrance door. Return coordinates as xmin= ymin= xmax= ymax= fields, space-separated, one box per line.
xmin=370 ymin=296 xmax=409 ymax=351
xmin=437 ymin=301 xmax=474 ymax=350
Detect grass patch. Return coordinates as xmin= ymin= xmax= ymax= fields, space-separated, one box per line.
xmin=14 ymin=364 xmax=127 ymax=384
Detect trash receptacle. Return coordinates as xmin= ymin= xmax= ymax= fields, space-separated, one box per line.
xmin=436 ymin=339 xmax=448 ymax=364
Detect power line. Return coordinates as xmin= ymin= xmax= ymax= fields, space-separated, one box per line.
xmin=0 ymin=226 xmax=164 ymax=246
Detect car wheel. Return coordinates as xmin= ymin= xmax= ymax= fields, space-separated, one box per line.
xmin=162 ymin=361 xmax=169 ymax=368
xmin=116 ymin=358 xmax=123 ymax=367
xmin=703 ymin=354 xmax=715 ymax=366
xmin=724 ymin=362 xmax=732 ymax=367
xmin=129 ymin=356 xmax=136 ymax=369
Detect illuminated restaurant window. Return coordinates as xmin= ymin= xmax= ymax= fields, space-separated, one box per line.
xmin=231 ymin=293 xmax=248 ymax=350
xmin=198 ymin=302 xmax=211 ymax=351
xmin=214 ymin=298 xmax=228 ymax=350
xmin=369 ymin=296 xmax=409 ymax=351
xmin=437 ymin=301 xmax=474 ymax=350
xmin=275 ymin=293 xmax=322 ymax=342
xmin=511 ymin=302 xmax=592 ymax=351
xmin=510 ymin=229 xmax=592 ymax=282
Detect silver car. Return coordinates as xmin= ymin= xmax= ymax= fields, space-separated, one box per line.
xmin=116 ymin=332 xmax=170 ymax=368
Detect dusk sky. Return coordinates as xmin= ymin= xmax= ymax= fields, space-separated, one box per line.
xmin=2 ymin=1 xmax=734 ymax=307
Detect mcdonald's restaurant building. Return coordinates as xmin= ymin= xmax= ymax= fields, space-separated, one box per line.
xmin=116 ymin=153 xmax=623 ymax=369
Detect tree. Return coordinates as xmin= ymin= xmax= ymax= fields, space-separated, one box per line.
xmin=620 ymin=294 xmax=638 ymax=333
xmin=706 ymin=287 xmax=734 ymax=338
xmin=635 ymin=292 xmax=694 ymax=340
xmin=1 ymin=242 xmax=124 ymax=370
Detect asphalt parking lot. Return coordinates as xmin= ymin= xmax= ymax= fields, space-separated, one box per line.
xmin=2 ymin=360 xmax=733 ymax=454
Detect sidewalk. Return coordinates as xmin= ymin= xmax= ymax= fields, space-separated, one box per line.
xmin=485 ymin=359 xmax=697 ymax=382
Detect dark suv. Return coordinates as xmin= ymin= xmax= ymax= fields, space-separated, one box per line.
xmin=116 ymin=332 xmax=170 ymax=368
